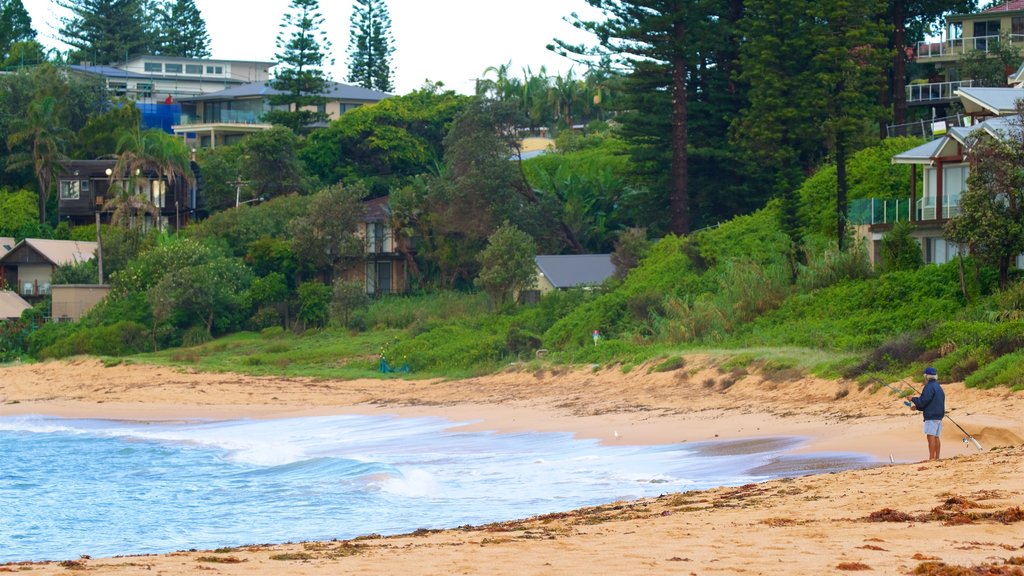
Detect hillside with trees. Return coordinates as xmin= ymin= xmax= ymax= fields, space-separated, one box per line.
xmin=2 ymin=0 xmax=1024 ymax=391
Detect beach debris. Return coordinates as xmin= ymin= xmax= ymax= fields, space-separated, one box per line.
xmin=836 ymin=562 xmax=872 ymax=571
xmin=196 ymin=555 xmax=245 ymax=563
xmin=911 ymin=560 xmax=1024 ymax=575
xmin=269 ymin=552 xmax=314 ymax=561
xmin=865 ymin=508 xmax=916 ymax=522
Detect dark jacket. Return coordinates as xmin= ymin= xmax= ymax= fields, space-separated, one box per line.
xmin=911 ymin=380 xmax=945 ymax=421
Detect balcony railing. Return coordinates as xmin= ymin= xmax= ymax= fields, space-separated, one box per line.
xmin=916 ymin=34 xmax=1024 ymax=59
xmin=177 ymin=110 xmax=267 ymax=125
xmin=850 ymin=197 xmax=962 ymax=225
xmin=849 ymin=198 xmax=912 ymax=226
xmin=885 ymin=114 xmax=966 ymax=139
xmin=906 ymin=80 xmax=973 ymax=103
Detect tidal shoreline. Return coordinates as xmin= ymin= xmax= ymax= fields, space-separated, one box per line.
xmin=1 ymin=358 xmax=1021 ymax=574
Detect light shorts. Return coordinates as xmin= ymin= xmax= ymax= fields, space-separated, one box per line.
xmin=923 ymin=420 xmax=943 ymax=437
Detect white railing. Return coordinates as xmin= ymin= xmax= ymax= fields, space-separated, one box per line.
xmin=906 ymin=80 xmax=973 ymax=103
xmin=886 ymin=114 xmax=965 ymax=138
xmin=916 ymin=34 xmax=1024 ymax=59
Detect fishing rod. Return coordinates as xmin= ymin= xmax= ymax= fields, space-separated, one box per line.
xmin=882 ymin=379 xmax=984 ymax=451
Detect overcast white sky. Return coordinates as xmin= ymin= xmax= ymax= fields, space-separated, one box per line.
xmin=22 ymin=0 xmax=605 ymax=95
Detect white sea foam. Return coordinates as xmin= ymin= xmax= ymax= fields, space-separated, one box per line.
xmin=0 ymin=413 xmax=872 ymax=564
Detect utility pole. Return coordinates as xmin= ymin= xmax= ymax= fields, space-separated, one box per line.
xmin=230 ymin=174 xmax=250 ymax=207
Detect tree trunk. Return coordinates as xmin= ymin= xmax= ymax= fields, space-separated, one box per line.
xmin=670 ymin=20 xmax=690 ymax=236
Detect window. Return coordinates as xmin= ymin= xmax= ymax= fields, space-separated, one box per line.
xmin=144 ymin=62 xmax=162 ymax=72
xmin=164 ymin=63 xmax=183 ymax=73
xmin=109 ymin=81 xmax=127 ymax=96
xmin=1014 ymin=16 xmax=1024 ymax=36
xmin=206 ymin=65 xmax=223 ymax=74
xmin=59 ymin=180 xmax=85 ymax=200
xmin=185 ymin=64 xmax=203 ymax=74
xmin=136 ymin=82 xmax=153 ymax=98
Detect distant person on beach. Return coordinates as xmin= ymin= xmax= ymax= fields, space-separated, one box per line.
xmin=909 ymin=366 xmax=945 ymax=460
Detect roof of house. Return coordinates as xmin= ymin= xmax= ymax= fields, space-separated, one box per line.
xmin=891 ymin=138 xmax=945 ymax=164
xmin=983 ymin=0 xmax=1024 ymax=12
xmin=0 ymin=237 xmax=14 ymax=257
xmin=891 ymin=115 xmax=1018 ymax=165
xmin=0 ymin=239 xmax=98 ymax=267
xmin=69 ymin=64 xmax=150 ymax=79
xmin=124 ymin=55 xmax=276 ymax=66
xmin=363 ymin=196 xmax=390 ymax=223
xmin=176 ymin=80 xmax=391 ymax=103
xmin=957 ymin=86 xmax=1024 ymax=115
xmin=535 ymin=254 xmax=615 ymax=289
xmin=0 ymin=291 xmax=31 ymax=319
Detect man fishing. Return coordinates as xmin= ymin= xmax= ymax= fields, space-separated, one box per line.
xmin=909 ymin=366 xmax=946 ymax=461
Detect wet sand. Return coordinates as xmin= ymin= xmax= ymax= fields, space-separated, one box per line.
xmin=1 ymin=357 xmax=1022 ymax=575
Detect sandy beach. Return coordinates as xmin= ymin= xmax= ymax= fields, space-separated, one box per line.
xmin=1 ymin=357 xmax=1022 ymax=575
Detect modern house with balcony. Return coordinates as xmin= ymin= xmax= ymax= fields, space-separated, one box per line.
xmin=56 ymin=159 xmax=199 ymax=230
xmin=71 ymin=56 xmax=275 ymax=104
xmin=857 ymin=85 xmax=1024 ymax=267
xmin=70 ymin=56 xmax=276 ymax=133
xmin=172 ymin=81 xmax=391 ymax=148
xmin=910 ymin=1 xmax=1024 ymax=108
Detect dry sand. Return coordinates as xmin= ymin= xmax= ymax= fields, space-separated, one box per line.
xmin=1 ymin=357 xmax=1022 ymax=575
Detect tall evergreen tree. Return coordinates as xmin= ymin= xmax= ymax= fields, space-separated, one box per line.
xmin=553 ymin=0 xmax=731 ymax=236
xmin=265 ymin=0 xmax=334 ymax=132
xmin=814 ymin=0 xmax=888 ymax=250
xmin=0 ymin=0 xmax=36 ymax=61
xmin=57 ymin=0 xmax=151 ymax=64
xmin=884 ymin=1 xmax=976 ymax=129
xmin=346 ymin=0 xmax=395 ymax=92
xmin=154 ymin=0 xmax=211 ymax=58
xmin=737 ymin=0 xmax=887 ymax=249
xmin=735 ymin=0 xmax=829 ymax=202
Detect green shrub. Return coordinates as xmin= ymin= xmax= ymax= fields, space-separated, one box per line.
xmin=38 ymin=321 xmax=152 ymax=358
xmin=182 ymin=326 xmax=212 ymax=347
xmin=964 ymin=350 xmax=1024 ymax=390
xmin=652 ymin=355 xmax=686 ymax=372
xmin=27 ymin=321 xmax=81 ymax=357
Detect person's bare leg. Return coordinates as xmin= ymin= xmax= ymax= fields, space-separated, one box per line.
xmin=927 ymin=435 xmax=941 ymax=460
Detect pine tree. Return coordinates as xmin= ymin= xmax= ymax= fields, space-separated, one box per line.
xmin=265 ymin=0 xmax=334 ymax=132
xmin=57 ymin=0 xmax=152 ymax=65
xmin=346 ymin=0 xmax=394 ymax=92
xmin=0 ymin=0 xmax=36 ymax=61
xmin=813 ymin=0 xmax=888 ymax=249
xmin=154 ymin=0 xmax=211 ymax=58
xmin=553 ymin=0 xmax=732 ymax=236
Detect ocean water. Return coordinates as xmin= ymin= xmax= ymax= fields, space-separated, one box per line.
xmin=0 ymin=414 xmax=872 ymax=563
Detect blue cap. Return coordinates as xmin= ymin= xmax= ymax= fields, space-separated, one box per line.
xmin=924 ymin=367 xmax=937 ymax=375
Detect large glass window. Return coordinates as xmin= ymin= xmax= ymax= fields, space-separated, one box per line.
xmin=185 ymin=64 xmax=203 ymax=74
xmin=943 ymin=164 xmax=968 ymax=218
xmin=59 ymin=180 xmax=82 ymax=200
xmin=136 ymin=83 xmax=153 ymax=98
xmin=1014 ymin=16 xmax=1024 ymax=36
xmin=144 ymin=62 xmax=162 ymax=72
xmin=164 ymin=63 xmax=183 ymax=73
xmin=206 ymin=65 xmax=223 ymax=74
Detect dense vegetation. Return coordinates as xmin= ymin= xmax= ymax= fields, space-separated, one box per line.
xmin=3 ymin=1 xmax=1023 ymax=391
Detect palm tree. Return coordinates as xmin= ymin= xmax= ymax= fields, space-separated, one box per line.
xmin=6 ymin=96 xmax=71 ymax=224
xmin=548 ymin=70 xmax=584 ymax=130
xmin=109 ymin=127 xmax=194 ymax=231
